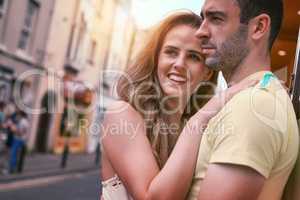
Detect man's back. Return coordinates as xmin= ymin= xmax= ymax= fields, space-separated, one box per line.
xmin=187 ymin=71 xmax=299 ymax=200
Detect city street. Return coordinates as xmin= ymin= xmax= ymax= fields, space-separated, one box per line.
xmin=0 ymin=170 xmax=100 ymax=200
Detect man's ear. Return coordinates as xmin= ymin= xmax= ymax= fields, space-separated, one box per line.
xmin=249 ymin=14 xmax=271 ymax=41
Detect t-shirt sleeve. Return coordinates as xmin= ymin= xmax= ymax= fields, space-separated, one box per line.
xmin=209 ymin=88 xmax=284 ymax=178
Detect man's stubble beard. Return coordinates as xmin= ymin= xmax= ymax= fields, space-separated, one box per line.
xmin=205 ymin=24 xmax=250 ymax=75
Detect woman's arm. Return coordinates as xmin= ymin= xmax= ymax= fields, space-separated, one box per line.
xmin=101 ymin=101 xmax=215 ymax=200
xmin=101 ymin=101 xmax=160 ymax=200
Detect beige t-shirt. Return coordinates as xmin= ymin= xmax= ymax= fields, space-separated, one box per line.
xmin=282 ymin=119 xmax=300 ymax=200
xmin=187 ymin=71 xmax=299 ymax=200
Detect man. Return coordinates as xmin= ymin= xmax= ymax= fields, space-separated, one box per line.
xmin=187 ymin=0 xmax=299 ymax=199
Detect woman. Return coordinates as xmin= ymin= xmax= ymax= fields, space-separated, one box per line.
xmin=101 ymin=11 xmax=257 ymax=200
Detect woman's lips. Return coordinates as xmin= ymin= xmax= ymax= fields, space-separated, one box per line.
xmin=168 ymin=74 xmax=187 ymax=83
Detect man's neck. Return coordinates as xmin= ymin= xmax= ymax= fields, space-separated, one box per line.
xmin=223 ymin=51 xmax=271 ymax=86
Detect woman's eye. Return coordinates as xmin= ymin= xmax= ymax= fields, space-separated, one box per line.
xmin=189 ymin=54 xmax=201 ymax=62
xmin=165 ymin=49 xmax=177 ymax=57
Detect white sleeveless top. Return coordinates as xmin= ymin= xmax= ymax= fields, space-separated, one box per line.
xmin=102 ymin=175 xmax=133 ymax=200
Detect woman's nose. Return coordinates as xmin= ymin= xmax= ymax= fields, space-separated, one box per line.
xmin=174 ymin=54 xmax=186 ymax=69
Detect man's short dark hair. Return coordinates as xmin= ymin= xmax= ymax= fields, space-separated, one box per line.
xmin=235 ymin=0 xmax=283 ymax=50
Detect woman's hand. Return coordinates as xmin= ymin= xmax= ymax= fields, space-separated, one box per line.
xmin=196 ymin=79 xmax=260 ymax=121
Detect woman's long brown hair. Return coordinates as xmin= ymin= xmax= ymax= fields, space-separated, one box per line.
xmin=117 ymin=10 xmax=217 ymax=168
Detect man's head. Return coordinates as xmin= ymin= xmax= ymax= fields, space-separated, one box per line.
xmin=196 ymin=0 xmax=283 ymax=72
xmin=235 ymin=0 xmax=283 ymax=49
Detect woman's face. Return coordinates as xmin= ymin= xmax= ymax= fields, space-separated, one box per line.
xmin=157 ymin=24 xmax=211 ymax=99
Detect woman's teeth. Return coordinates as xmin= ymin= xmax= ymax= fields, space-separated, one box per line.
xmin=168 ymin=74 xmax=187 ymax=83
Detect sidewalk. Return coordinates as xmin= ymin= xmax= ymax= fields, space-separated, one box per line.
xmin=0 ymin=153 xmax=99 ymax=184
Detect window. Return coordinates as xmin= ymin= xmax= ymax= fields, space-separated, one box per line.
xmin=73 ymin=14 xmax=86 ymax=60
xmin=0 ymin=0 xmax=7 ymax=18
xmin=66 ymin=24 xmax=75 ymax=59
xmin=87 ymin=40 xmax=97 ymax=65
xmin=18 ymin=0 xmax=39 ymax=52
xmin=0 ymin=66 xmax=14 ymax=102
xmin=0 ymin=0 xmax=8 ymax=42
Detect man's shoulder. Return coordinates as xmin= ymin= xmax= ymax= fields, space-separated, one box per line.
xmin=228 ymin=77 xmax=291 ymax=112
xmin=212 ymin=78 xmax=296 ymax=134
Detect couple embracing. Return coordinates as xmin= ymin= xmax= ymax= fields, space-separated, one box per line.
xmin=101 ymin=0 xmax=299 ymax=199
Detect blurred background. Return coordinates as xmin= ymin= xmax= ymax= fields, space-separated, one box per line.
xmin=0 ymin=0 xmax=299 ymax=199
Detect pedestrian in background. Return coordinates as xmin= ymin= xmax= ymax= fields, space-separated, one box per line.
xmin=4 ymin=99 xmax=17 ymax=151
xmin=0 ymin=101 xmax=8 ymax=174
xmin=8 ymin=110 xmax=29 ymax=173
xmin=16 ymin=111 xmax=29 ymax=173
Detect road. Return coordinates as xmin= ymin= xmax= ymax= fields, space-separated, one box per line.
xmin=0 ymin=170 xmax=100 ymax=200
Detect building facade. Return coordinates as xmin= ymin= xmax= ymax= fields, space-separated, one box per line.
xmin=0 ymin=0 xmax=136 ymax=154
xmin=30 ymin=0 xmax=136 ymax=154
xmin=33 ymin=0 xmax=119 ymax=154
xmin=103 ymin=0 xmax=136 ymax=92
xmin=0 ymin=0 xmax=55 ymax=151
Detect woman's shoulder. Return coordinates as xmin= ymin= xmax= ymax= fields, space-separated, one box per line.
xmin=106 ymin=100 xmax=133 ymax=111
xmin=104 ymin=100 xmax=144 ymax=123
xmin=101 ymin=101 xmax=147 ymax=144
